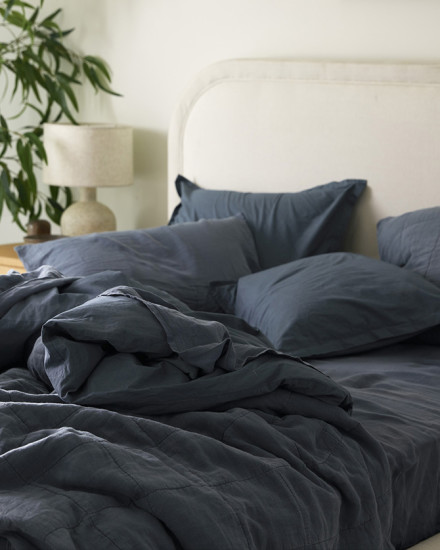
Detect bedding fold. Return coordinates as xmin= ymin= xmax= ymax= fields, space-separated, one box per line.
xmin=0 ymin=268 xmax=395 ymax=549
xmin=28 ymin=284 xmax=352 ymax=415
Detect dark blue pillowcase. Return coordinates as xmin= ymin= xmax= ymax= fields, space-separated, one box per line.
xmin=221 ymin=252 xmax=440 ymax=357
xmin=16 ymin=216 xmax=260 ymax=312
xmin=169 ymin=175 xmax=367 ymax=270
xmin=377 ymin=206 xmax=440 ymax=287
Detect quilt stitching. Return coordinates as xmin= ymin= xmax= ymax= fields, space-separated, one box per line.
xmin=0 ymin=383 xmax=397 ymax=548
xmin=2 ymin=405 xmax=33 ymax=453
xmin=139 ymin=464 xmax=297 ymax=550
xmin=276 ymin=468 xmax=311 ymax=548
xmin=338 ymin=421 xmax=391 ymax=495
xmin=0 ymin=266 xmax=408 ymax=548
xmin=30 ymin=436 xmax=144 ymax=499
xmin=6 ymin=404 xmax=30 ymax=430
xmin=219 ymin=409 xmax=252 ymax=442
xmin=52 ymin=406 xmax=82 ymax=429
xmin=96 ymin=438 xmax=145 ymax=497
xmin=214 ymin=491 xmax=253 ymax=550
xmin=43 ymin=504 xmax=129 ymax=549
xmin=132 ymin=416 xmax=180 ymax=448
xmin=5 ymin=438 xmax=93 ymax=484
xmin=264 ymin=394 xmax=337 ymax=466
xmin=302 ymin=492 xmax=393 ymax=550
xmin=119 ymin=418 xmax=256 ymax=550
xmin=289 ymin=423 xmax=337 ymax=467
xmin=221 ymin=409 xmax=308 ymax=470
xmin=120 ymin=418 xmax=254 ymax=550
xmin=3 ymin=443 xmax=134 ymax=549
xmin=137 ymin=462 xmax=293 ymax=498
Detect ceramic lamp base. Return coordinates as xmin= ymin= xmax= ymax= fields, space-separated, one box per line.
xmin=60 ymin=187 xmax=116 ymax=236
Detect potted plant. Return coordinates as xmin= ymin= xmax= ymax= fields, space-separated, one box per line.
xmin=0 ymin=0 xmax=120 ymax=235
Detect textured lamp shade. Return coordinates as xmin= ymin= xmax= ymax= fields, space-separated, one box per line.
xmin=43 ymin=123 xmax=133 ymax=236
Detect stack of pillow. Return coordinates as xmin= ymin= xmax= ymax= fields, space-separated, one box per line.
xmin=16 ymin=174 xmax=440 ymax=357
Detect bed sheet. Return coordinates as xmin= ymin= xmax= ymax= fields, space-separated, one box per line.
xmin=314 ymin=344 xmax=440 ymax=549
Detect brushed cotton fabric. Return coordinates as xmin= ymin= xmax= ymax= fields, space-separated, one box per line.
xmin=226 ymin=252 xmax=440 ymax=357
xmin=16 ymin=216 xmax=260 ymax=312
xmin=377 ymin=206 xmax=440 ymax=287
xmin=0 ymin=267 xmax=395 ymax=549
xmin=170 ymin=175 xmax=366 ymax=269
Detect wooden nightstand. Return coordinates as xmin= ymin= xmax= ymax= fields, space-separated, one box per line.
xmin=0 ymin=243 xmax=25 ymax=274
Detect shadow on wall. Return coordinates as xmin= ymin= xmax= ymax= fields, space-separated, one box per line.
xmin=132 ymin=128 xmax=168 ymax=229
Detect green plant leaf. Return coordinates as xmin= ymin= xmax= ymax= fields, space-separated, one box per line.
xmin=0 ymin=0 xmax=121 ymax=232
xmin=45 ymin=196 xmax=62 ymax=224
xmin=83 ymin=59 xmax=122 ymax=97
xmin=28 ymin=6 xmax=40 ymax=26
xmin=13 ymin=172 xmax=31 ymax=211
xmin=0 ymin=168 xmax=10 ymax=221
xmin=0 ymin=116 xmax=12 ymax=157
xmin=24 ymin=130 xmax=46 ymax=162
xmin=40 ymin=7 xmax=62 ymax=25
xmin=16 ymin=139 xmax=37 ymax=197
xmin=0 ymin=179 xmax=4 ymax=220
xmin=0 ymin=163 xmax=10 ymax=183
xmin=25 ymin=48 xmax=52 ymax=74
xmin=32 ymin=197 xmax=42 ymax=220
xmin=83 ymin=55 xmax=112 ymax=82
xmin=57 ymin=73 xmax=79 ymax=111
xmin=25 ymin=101 xmax=45 ymax=120
xmin=2 ymin=9 xmax=28 ymax=29
xmin=49 ymin=184 xmax=59 ymax=201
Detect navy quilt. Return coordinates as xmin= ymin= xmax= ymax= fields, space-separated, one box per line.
xmin=0 ymin=268 xmax=394 ymax=549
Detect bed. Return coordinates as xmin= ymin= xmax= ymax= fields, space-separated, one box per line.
xmin=1 ymin=59 xmax=440 ymax=549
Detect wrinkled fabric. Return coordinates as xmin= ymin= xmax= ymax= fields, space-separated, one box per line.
xmin=315 ymin=344 xmax=440 ymax=548
xmin=0 ymin=269 xmax=393 ymax=549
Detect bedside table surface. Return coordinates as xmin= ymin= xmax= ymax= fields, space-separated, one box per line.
xmin=0 ymin=243 xmax=25 ymax=274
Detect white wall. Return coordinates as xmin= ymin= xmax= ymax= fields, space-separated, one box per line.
xmin=1 ymin=0 xmax=440 ymax=243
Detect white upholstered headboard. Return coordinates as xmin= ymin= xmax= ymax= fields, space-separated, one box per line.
xmin=168 ymin=59 xmax=440 ymax=258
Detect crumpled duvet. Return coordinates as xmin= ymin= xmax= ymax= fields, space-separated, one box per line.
xmin=0 ymin=267 xmax=393 ymax=549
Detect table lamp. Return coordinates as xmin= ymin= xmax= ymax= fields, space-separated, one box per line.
xmin=43 ymin=123 xmax=133 ymax=236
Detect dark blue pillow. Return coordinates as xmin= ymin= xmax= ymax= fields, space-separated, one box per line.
xmin=377 ymin=207 xmax=440 ymax=287
xmin=223 ymin=252 xmax=440 ymax=357
xmin=16 ymin=216 xmax=260 ymax=312
xmin=170 ymin=175 xmax=366 ymax=270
